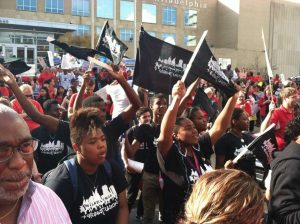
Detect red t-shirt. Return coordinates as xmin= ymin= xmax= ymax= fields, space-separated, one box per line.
xmin=270 ymin=105 xmax=294 ymax=150
xmin=37 ymin=72 xmax=55 ymax=86
xmin=69 ymin=92 xmax=94 ymax=108
xmin=0 ymin=86 xmax=11 ymax=97
xmin=235 ymin=101 xmax=252 ymax=116
xmin=11 ymin=99 xmax=44 ymax=131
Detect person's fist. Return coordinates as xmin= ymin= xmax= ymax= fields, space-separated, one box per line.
xmin=172 ymin=80 xmax=186 ymax=99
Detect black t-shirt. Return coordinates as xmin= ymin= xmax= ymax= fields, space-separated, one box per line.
xmin=159 ymin=133 xmax=213 ymax=223
xmin=134 ymin=123 xmax=161 ymax=174
xmin=44 ymin=159 xmax=127 ymax=224
xmin=31 ymin=120 xmax=72 ymax=174
xmin=103 ymin=114 xmax=129 ymax=162
xmin=127 ymin=125 xmax=148 ymax=163
xmin=215 ymin=132 xmax=256 ymax=176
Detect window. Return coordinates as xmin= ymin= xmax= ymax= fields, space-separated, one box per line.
xmin=148 ymin=32 xmax=156 ymax=37
xmin=72 ymin=0 xmax=90 ymax=16
xmin=184 ymin=10 xmax=197 ymax=27
xmin=120 ymin=1 xmax=134 ymax=21
xmin=142 ymin=4 xmax=156 ymax=24
xmin=218 ymin=58 xmax=231 ymax=70
xmin=184 ymin=35 xmax=197 ymax=47
xmin=97 ymin=0 xmax=113 ymax=18
xmin=45 ymin=0 xmax=64 ymax=14
xmin=75 ymin=25 xmax=90 ymax=36
xmin=162 ymin=33 xmax=176 ymax=44
xmin=120 ymin=28 xmax=134 ymax=42
xmin=16 ymin=0 xmax=37 ymax=11
xmin=162 ymin=6 xmax=176 ymax=26
xmin=96 ymin=26 xmax=103 ymax=35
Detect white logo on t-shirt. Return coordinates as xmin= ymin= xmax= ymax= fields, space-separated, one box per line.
xmin=80 ymin=185 xmax=118 ymax=219
xmin=40 ymin=141 xmax=64 ymax=155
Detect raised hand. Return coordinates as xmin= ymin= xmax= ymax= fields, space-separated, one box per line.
xmin=0 ymin=64 xmax=16 ymax=86
xmin=172 ymin=80 xmax=186 ymax=100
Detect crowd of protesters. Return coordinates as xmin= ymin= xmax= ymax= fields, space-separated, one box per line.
xmin=0 ymin=61 xmax=300 ymax=224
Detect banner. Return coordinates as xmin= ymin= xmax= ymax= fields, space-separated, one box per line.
xmin=133 ymin=30 xmax=197 ymax=94
xmin=47 ymin=51 xmax=54 ymax=67
xmin=234 ymin=123 xmax=278 ymax=169
xmin=2 ymin=59 xmax=31 ymax=76
xmin=47 ymin=37 xmax=100 ymax=61
xmin=133 ymin=29 xmax=236 ymax=97
xmin=95 ymin=20 xmax=128 ymax=65
xmin=37 ymin=57 xmax=48 ymax=68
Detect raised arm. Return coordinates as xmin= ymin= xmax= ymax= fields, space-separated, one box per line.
xmin=106 ymin=67 xmax=141 ymax=123
xmin=71 ymin=73 xmax=90 ymax=114
xmin=177 ymin=78 xmax=200 ymax=116
xmin=0 ymin=64 xmax=59 ymax=133
xmin=208 ymin=91 xmax=239 ymax=145
xmin=260 ymin=101 xmax=276 ymax=132
xmin=157 ymin=81 xmax=186 ymax=158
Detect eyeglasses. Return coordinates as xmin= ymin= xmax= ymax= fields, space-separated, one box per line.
xmin=0 ymin=139 xmax=38 ymax=164
xmin=25 ymin=94 xmax=33 ymax=98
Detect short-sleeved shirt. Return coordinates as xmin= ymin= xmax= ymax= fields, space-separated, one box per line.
xmin=158 ymin=133 xmax=213 ymax=223
xmin=44 ymin=159 xmax=127 ymax=224
xmin=31 ymin=120 xmax=72 ymax=174
xmin=69 ymin=92 xmax=94 ymax=108
xmin=103 ymin=114 xmax=129 ymax=163
xmin=215 ymin=132 xmax=255 ymax=176
xmin=127 ymin=125 xmax=148 ymax=163
xmin=270 ymin=105 xmax=294 ymax=150
xmin=11 ymin=99 xmax=44 ymax=131
xmin=134 ymin=123 xmax=161 ymax=174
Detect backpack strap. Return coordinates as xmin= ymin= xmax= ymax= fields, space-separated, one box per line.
xmin=103 ymin=160 xmax=112 ymax=180
xmin=64 ymin=158 xmax=78 ymax=201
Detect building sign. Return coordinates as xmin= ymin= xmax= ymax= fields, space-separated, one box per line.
xmin=154 ymin=0 xmax=207 ymax=9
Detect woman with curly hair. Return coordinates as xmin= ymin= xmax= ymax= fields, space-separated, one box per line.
xmin=184 ymin=169 xmax=264 ymax=224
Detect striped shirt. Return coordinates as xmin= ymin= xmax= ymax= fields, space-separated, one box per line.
xmin=18 ymin=181 xmax=71 ymax=224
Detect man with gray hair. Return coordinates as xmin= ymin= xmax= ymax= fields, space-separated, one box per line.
xmin=0 ymin=104 xmax=71 ymax=223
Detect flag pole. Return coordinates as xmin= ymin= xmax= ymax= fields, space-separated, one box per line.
xmin=261 ymin=28 xmax=274 ymax=100
xmin=169 ymin=30 xmax=208 ymax=110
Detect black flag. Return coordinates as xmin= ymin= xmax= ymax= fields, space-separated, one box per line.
xmin=188 ymin=39 xmax=236 ymax=97
xmin=95 ymin=21 xmax=128 ymax=65
xmin=247 ymin=124 xmax=278 ymax=169
xmin=133 ymin=29 xmax=236 ymax=96
xmin=133 ymin=30 xmax=197 ymax=94
xmin=2 ymin=59 xmax=31 ymax=75
xmin=48 ymin=38 xmax=100 ymax=61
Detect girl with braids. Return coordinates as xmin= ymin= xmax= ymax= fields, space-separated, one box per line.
xmin=157 ymin=81 xmax=238 ymax=223
xmin=44 ymin=107 xmax=128 ymax=224
xmin=184 ymin=169 xmax=264 ymax=224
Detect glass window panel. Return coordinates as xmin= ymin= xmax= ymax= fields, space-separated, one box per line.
xmin=72 ymin=0 xmax=90 ymax=16
xmin=17 ymin=0 xmax=37 ymax=11
xmin=120 ymin=28 xmax=134 ymax=42
xmin=75 ymin=25 xmax=90 ymax=36
xmin=142 ymin=3 xmax=156 ymax=24
xmin=97 ymin=0 xmax=113 ymax=18
xmin=120 ymin=1 xmax=134 ymax=21
xmin=148 ymin=32 xmax=156 ymax=37
xmin=184 ymin=35 xmax=197 ymax=47
xmin=45 ymin=0 xmax=64 ymax=14
xmin=162 ymin=6 xmax=176 ymax=26
xmin=162 ymin=33 xmax=176 ymax=44
xmin=184 ymin=10 xmax=197 ymax=27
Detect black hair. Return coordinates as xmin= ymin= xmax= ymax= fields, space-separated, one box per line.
xmin=70 ymin=107 xmax=104 ymax=144
xmin=231 ymin=108 xmax=244 ymax=127
xmin=150 ymin=93 xmax=166 ymax=108
xmin=43 ymin=99 xmax=59 ymax=112
xmin=174 ymin=117 xmax=188 ymax=134
xmin=182 ymin=107 xmax=201 ymax=121
xmin=136 ymin=107 xmax=152 ymax=119
xmin=82 ymin=95 xmax=104 ymax=108
xmin=284 ymin=116 xmax=300 ymax=144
